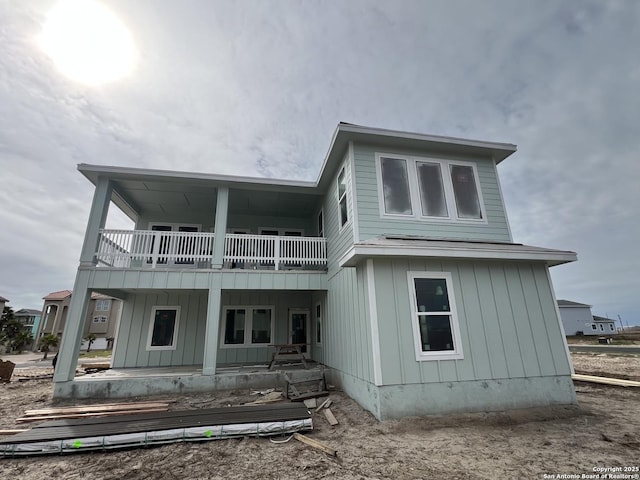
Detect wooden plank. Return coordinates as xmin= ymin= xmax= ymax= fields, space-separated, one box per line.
xmin=572 ymin=374 xmax=640 ymax=388
xmin=0 ymin=429 xmax=28 ymax=435
xmin=293 ymin=433 xmax=337 ymax=456
xmin=17 ymin=407 xmax=169 ymax=423
xmin=24 ymin=402 xmax=170 ymax=416
xmin=323 ymin=408 xmax=338 ymax=426
xmin=303 ymin=398 xmax=317 ymax=409
xmin=290 ymin=391 xmax=329 ymax=402
xmin=315 ymin=399 xmax=331 ymax=412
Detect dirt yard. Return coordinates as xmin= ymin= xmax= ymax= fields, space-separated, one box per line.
xmin=1 ymin=353 xmax=639 ymax=479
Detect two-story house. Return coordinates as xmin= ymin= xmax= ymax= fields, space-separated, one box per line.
xmin=53 ymin=123 xmax=577 ymax=420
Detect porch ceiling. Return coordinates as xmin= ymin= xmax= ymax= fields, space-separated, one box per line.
xmin=110 ymin=179 xmax=321 ymax=220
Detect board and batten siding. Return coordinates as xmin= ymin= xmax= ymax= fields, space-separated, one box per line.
xmin=372 ymin=258 xmax=571 ymax=386
xmin=216 ymin=290 xmax=313 ymax=365
xmin=352 ymin=144 xmax=511 ymax=243
xmin=113 ymin=291 xmax=208 ymax=368
xmin=323 ymin=267 xmax=374 ymax=384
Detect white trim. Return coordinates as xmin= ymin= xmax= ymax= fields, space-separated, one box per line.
xmin=374 ymin=152 xmax=487 ymax=224
xmin=336 ymin=162 xmax=349 ymax=233
xmin=366 ymin=259 xmax=383 ymax=385
xmin=546 ymin=269 xmax=574 ymax=374
xmin=314 ymin=302 xmax=322 ymax=346
xmin=493 ymin=157 xmax=513 ymax=242
xmin=407 ymin=271 xmax=464 ymax=361
xmin=110 ymin=297 xmax=124 ymax=362
xmin=288 ymin=308 xmax=310 ymax=347
xmin=146 ymin=306 xmax=181 ymax=351
xmin=339 ymin=243 xmax=577 ymax=268
xmin=348 ymin=141 xmax=360 ymax=242
xmin=219 ymin=305 xmax=275 ymax=348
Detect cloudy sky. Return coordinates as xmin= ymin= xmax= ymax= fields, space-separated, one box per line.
xmin=1 ymin=0 xmax=638 ymax=326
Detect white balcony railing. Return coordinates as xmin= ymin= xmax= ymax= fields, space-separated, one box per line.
xmin=223 ymin=234 xmax=327 ymax=270
xmin=96 ymin=230 xmax=327 ymax=270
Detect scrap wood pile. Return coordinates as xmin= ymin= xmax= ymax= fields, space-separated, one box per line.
xmin=15 ymin=400 xmax=170 ymax=423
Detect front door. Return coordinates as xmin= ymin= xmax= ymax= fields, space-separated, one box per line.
xmin=289 ymin=309 xmax=309 ymax=353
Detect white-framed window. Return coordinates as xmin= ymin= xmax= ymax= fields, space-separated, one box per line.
xmin=599 ymin=324 xmax=604 ymax=332
xmin=317 ymin=209 xmax=324 ymax=237
xmin=95 ymin=299 xmax=111 ymax=311
xmin=375 ymin=153 xmax=486 ymax=223
xmin=221 ymin=306 xmax=274 ymax=347
xmin=591 ymin=324 xmax=598 ymax=331
xmin=407 ymin=272 xmax=463 ymax=361
xmin=146 ymin=306 xmax=180 ymax=350
xmin=93 ymin=316 xmax=108 ymax=323
xmin=315 ymin=302 xmax=322 ymax=345
xmin=337 ymin=166 xmax=349 ymax=228
xmin=609 ymin=324 xmax=615 ymax=332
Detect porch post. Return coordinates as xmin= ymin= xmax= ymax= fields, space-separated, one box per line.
xmin=211 ymin=186 xmax=229 ymax=268
xmin=80 ymin=176 xmax=113 ymax=266
xmin=202 ymin=286 xmax=222 ymax=375
xmin=53 ymin=270 xmax=92 ymax=382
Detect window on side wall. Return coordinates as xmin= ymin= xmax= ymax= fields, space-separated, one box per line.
xmin=337 ymin=167 xmax=348 ymax=228
xmin=408 ymin=272 xmax=463 ymax=361
xmin=376 ymin=154 xmax=485 ymax=222
xmin=315 ymin=302 xmax=322 ymax=345
xmin=96 ymin=299 xmax=111 ymax=311
xmin=609 ymin=324 xmax=615 ymax=332
xmin=146 ymin=306 xmax=180 ymax=350
xmin=591 ymin=324 xmax=597 ymax=331
xmin=222 ymin=306 xmax=274 ymax=347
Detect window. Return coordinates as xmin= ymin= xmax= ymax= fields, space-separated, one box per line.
xmin=315 ymin=303 xmax=322 ymax=345
xmin=93 ymin=316 xmax=107 ymax=323
xmin=609 ymin=324 xmax=615 ymax=332
xmin=337 ymin=166 xmax=349 ymax=228
xmin=599 ymin=324 xmax=604 ymax=332
xmin=591 ymin=324 xmax=597 ymax=331
xmin=408 ymin=272 xmax=463 ymax=361
xmin=376 ymin=154 xmax=485 ymax=222
xmin=95 ymin=299 xmax=111 ymax=311
xmin=317 ymin=209 xmax=324 ymax=237
xmin=222 ymin=306 xmax=274 ymax=347
xmin=146 ymin=306 xmax=180 ymax=350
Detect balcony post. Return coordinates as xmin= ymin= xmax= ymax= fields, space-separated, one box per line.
xmin=202 ymin=285 xmax=221 ymax=375
xmin=274 ymin=237 xmax=280 ymax=270
xmin=211 ymin=186 xmax=229 ymax=268
xmin=80 ymin=176 xmax=113 ymax=266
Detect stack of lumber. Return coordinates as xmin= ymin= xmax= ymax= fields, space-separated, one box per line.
xmin=16 ymin=401 xmax=170 ymax=423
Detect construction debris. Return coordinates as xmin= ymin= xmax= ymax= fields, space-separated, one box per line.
xmin=0 ymin=360 xmax=15 ymax=383
xmin=303 ymin=398 xmax=317 ymax=409
xmin=315 ymin=399 xmax=332 ymax=413
xmin=572 ymin=374 xmax=640 ymax=388
xmin=17 ymin=401 xmax=170 ymax=423
xmin=0 ymin=430 xmax=28 ymax=436
xmin=293 ymin=433 xmax=337 ymax=457
xmin=323 ymin=408 xmax=339 ymax=426
xmin=245 ymin=391 xmax=283 ymax=405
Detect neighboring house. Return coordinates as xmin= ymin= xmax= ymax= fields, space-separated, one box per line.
xmin=557 ymin=300 xmax=617 ymax=336
xmin=0 ymin=295 xmax=8 ymax=313
xmin=36 ymin=290 xmax=121 ymax=351
xmin=592 ymin=315 xmax=617 ymax=335
xmin=52 ymin=123 xmax=578 ymax=420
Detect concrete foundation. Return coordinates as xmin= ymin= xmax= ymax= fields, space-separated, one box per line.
xmin=326 ymin=369 xmax=577 ymax=421
xmin=53 ymin=367 xmax=323 ymax=399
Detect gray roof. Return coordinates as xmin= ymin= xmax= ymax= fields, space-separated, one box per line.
xmin=14 ymin=309 xmax=41 ymax=316
xmin=0 ymin=295 xmax=9 ymax=302
xmin=557 ymin=300 xmax=592 ymax=308
xmin=593 ymin=315 xmax=616 ymax=323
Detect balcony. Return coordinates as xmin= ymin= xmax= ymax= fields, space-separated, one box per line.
xmin=96 ymin=230 xmax=327 ymax=270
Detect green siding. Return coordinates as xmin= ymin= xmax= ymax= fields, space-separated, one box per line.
xmin=323 ymin=267 xmax=373 ymax=383
xmin=352 ymin=143 xmax=512 ymax=243
xmin=372 ymin=258 xmax=571 ymax=386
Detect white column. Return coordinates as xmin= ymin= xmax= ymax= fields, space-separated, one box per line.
xmin=53 ymin=270 xmax=92 ymax=382
xmin=202 ymin=286 xmax=222 ymax=375
xmin=79 ymin=177 xmax=113 ymax=266
xmin=211 ymin=186 xmax=229 ymax=268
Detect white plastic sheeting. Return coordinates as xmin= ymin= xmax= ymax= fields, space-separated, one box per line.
xmin=1 ymin=418 xmax=312 ymax=457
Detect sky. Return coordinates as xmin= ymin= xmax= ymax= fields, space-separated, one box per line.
xmin=0 ymin=0 xmax=638 ymax=326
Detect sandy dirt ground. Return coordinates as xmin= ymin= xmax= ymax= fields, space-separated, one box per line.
xmin=0 ymin=353 xmax=638 ymax=479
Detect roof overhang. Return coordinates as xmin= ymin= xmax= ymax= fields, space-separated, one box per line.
xmin=339 ymin=238 xmax=577 ymax=268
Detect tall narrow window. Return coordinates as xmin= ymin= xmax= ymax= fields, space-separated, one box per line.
xmin=337 ymin=167 xmax=348 ymax=227
xmin=147 ymin=306 xmax=180 ymax=350
xmin=417 ymin=162 xmax=448 ymax=217
xmin=450 ymin=165 xmax=482 ymax=219
xmin=408 ymin=272 xmax=463 ymax=361
xmin=251 ymin=309 xmax=272 ymax=344
xmin=315 ymin=303 xmax=322 ymax=345
xmin=317 ymin=210 xmax=324 ymax=237
xmin=224 ymin=308 xmax=246 ymax=345
xmin=380 ymin=157 xmax=412 ymax=215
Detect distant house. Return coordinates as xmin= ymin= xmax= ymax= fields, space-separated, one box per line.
xmin=35 ymin=290 xmax=121 ymax=351
xmin=557 ymin=300 xmax=617 ymax=335
xmin=52 ymin=123 xmax=578 ymax=420
xmin=0 ymin=295 xmax=8 ymax=313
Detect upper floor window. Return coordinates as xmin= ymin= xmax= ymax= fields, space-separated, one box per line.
xmin=337 ymin=166 xmax=348 ymax=228
xmin=317 ymin=209 xmax=324 ymax=237
xmin=376 ymin=153 xmax=485 ymax=222
xmin=95 ymin=299 xmax=111 ymax=311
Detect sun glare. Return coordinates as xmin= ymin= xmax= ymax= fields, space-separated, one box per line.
xmin=39 ymin=0 xmax=137 ymax=85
